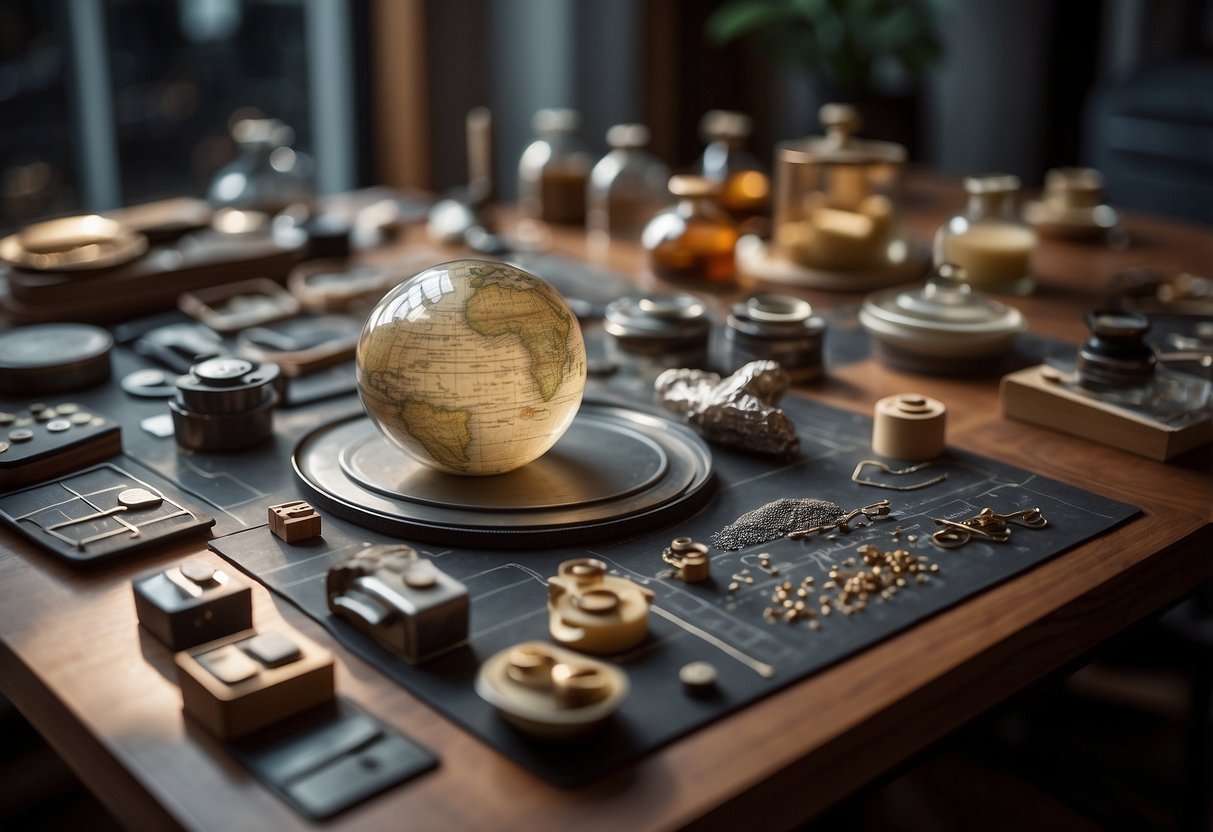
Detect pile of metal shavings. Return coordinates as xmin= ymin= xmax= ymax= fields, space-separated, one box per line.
xmin=711 ymin=497 xmax=844 ymax=551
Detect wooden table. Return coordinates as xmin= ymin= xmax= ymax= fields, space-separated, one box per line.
xmin=3 ymin=177 xmax=1211 ymax=831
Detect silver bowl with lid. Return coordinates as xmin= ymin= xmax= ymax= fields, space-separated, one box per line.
xmin=859 ymin=265 xmax=1026 ymax=374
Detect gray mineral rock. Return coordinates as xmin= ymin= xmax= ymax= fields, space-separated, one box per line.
xmin=655 ymin=360 xmax=799 ymax=456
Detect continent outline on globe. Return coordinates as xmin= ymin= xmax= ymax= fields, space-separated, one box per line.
xmin=357 ymin=259 xmax=587 ymax=476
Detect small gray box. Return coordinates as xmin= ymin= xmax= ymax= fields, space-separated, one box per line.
xmin=133 ymin=559 xmax=252 ymax=649
xmin=327 ymin=545 xmax=468 ymax=664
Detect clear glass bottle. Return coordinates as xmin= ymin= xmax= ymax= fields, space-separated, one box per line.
xmin=587 ymin=124 xmax=670 ymax=245
xmin=518 ymin=108 xmax=592 ymax=225
xmin=935 ymin=174 xmax=1037 ymax=295
xmin=772 ymin=103 xmax=907 ymax=272
xmin=1023 ymin=166 xmax=1119 ymax=241
xmin=642 ymin=175 xmax=738 ymax=285
xmin=207 ymin=118 xmax=314 ymax=215
xmin=698 ymin=110 xmax=770 ymax=222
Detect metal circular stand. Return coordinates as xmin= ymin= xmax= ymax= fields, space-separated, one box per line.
xmin=294 ymin=401 xmax=715 ymax=548
xmin=736 ymin=234 xmax=930 ymax=291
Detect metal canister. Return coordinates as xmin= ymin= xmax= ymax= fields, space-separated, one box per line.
xmin=603 ymin=293 xmax=711 ymax=380
xmin=169 ymin=358 xmax=280 ymax=451
xmin=723 ymin=293 xmax=825 ymax=382
xmin=1076 ymin=310 xmax=1156 ymax=393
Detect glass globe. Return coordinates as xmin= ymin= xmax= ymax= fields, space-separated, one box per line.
xmin=357 ymin=259 xmax=587 ymax=476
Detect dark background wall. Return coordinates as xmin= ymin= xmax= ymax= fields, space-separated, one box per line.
xmin=421 ymin=0 xmax=1213 ymax=222
xmin=1 ymin=0 xmax=1210 ymax=227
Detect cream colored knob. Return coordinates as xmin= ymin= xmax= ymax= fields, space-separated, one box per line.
xmin=872 ymin=393 xmax=947 ymax=460
xmin=505 ymin=644 xmax=556 ymax=690
xmin=552 ymin=663 xmax=611 ymax=709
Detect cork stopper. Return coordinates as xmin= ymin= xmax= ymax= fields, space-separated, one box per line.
xmin=964 ymin=174 xmax=1021 ymax=196
xmin=532 ymin=108 xmax=580 ymax=135
xmin=668 ymin=174 xmax=715 ymax=198
xmin=700 ymin=110 xmax=752 ymax=142
xmin=606 ymin=123 xmax=650 ymax=149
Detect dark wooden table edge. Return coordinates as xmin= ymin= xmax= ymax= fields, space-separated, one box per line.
xmin=683 ymin=521 xmax=1213 ymax=831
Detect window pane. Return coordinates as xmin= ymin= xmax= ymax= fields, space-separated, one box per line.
xmin=105 ymin=0 xmax=311 ymax=204
xmin=0 ymin=1 xmax=80 ymax=229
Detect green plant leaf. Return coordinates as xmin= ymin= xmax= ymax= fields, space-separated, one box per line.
xmin=707 ymin=1 xmax=794 ymax=44
xmin=706 ymin=0 xmax=949 ymax=89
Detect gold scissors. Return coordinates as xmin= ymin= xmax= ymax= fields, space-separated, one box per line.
xmin=930 ymin=507 xmax=1048 ymax=548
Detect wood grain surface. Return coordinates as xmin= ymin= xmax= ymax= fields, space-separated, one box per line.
xmin=2 ymin=175 xmax=1210 ymax=831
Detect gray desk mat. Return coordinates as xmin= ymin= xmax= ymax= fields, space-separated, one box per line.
xmin=209 ymin=393 xmax=1139 ymax=787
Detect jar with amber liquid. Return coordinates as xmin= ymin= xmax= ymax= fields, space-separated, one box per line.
xmin=518 ymin=109 xmax=592 ymax=225
xmin=935 ymin=174 xmax=1036 ymax=295
xmin=587 ymin=124 xmax=670 ymax=246
xmin=642 ymin=175 xmax=738 ymax=285
xmin=699 ymin=110 xmax=770 ymax=222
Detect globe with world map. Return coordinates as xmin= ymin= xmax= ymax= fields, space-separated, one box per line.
xmin=356 ymin=259 xmax=587 ymax=476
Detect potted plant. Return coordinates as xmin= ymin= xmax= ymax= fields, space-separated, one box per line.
xmin=707 ymin=0 xmax=947 ymax=146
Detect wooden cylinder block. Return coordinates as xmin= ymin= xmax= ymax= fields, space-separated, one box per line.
xmin=872 ymin=393 xmax=947 ymax=460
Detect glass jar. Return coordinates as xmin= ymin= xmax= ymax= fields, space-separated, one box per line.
xmin=771 ymin=103 xmax=907 ymax=272
xmin=699 ymin=110 xmax=770 ymax=222
xmin=587 ymin=124 xmax=670 ymax=245
xmin=207 ymin=118 xmax=314 ymax=215
xmin=1023 ymin=166 xmax=1119 ymax=240
xmin=642 ymin=175 xmax=739 ymax=285
xmin=935 ymin=174 xmax=1036 ymax=295
xmin=518 ymin=108 xmax=592 ymax=225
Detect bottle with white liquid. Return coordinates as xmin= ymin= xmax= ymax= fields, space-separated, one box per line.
xmin=935 ymin=174 xmax=1036 ymax=295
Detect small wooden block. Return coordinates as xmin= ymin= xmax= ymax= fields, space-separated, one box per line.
xmin=175 ymin=627 xmax=335 ymax=740
xmin=1001 ymin=364 xmax=1213 ymax=461
xmin=268 ymin=500 xmax=322 ymax=543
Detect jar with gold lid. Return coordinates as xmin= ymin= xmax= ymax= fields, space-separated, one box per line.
xmin=935 ymin=174 xmax=1036 ymax=295
xmin=740 ymin=103 xmax=924 ymax=290
xmin=642 ymin=175 xmax=738 ymax=285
